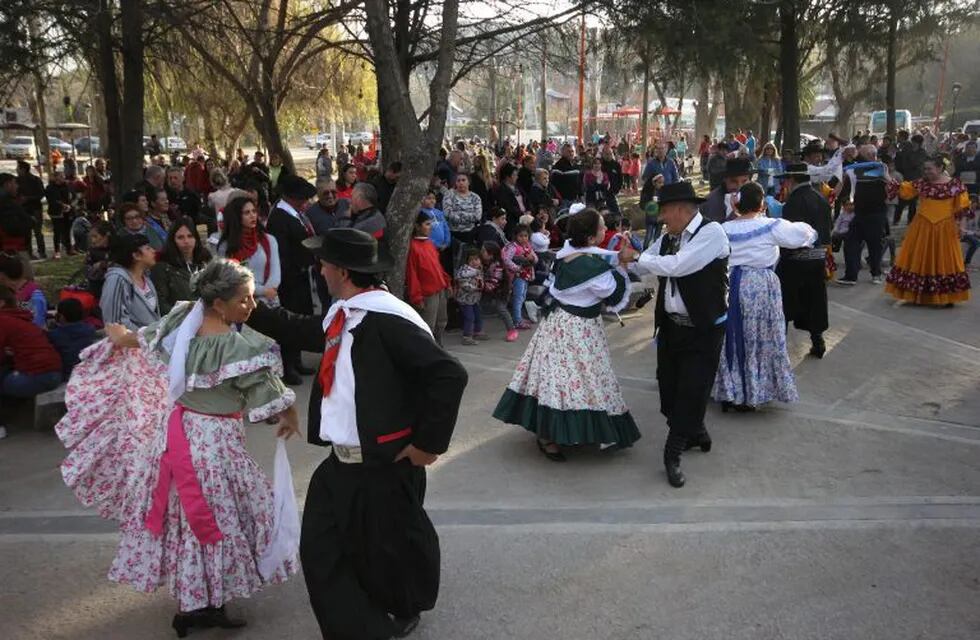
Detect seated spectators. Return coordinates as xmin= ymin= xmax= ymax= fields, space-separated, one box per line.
xmin=47 ymin=298 xmax=97 ymax=378
xmin=0 ymin=285 xmax=62 ymax=413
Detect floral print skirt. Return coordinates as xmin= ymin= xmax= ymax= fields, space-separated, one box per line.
xmin=109 ymin=411 xmax=294 ymax=611
xmin=712 ymin=267 xmax=799 ymax=407
xmin=493 ymin=307 xmax=641 ymax=447
xmin=56 ymin=340 xmax=294 ymax=611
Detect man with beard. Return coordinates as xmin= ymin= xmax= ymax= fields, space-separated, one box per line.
xmin=775 ymin=163 xmax=833 ymax=358
xmin=165 ymin=166 xmax=202 ymax=223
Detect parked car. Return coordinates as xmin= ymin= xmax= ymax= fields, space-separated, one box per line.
xmin=303 ymin=132 xmax=332 ymax=149
xmin=48 ymin=136 xmax=74 ymax=153
xmin=348 ymin=131 xmax=373 ymax=145
xmin=963 ymin=120 xmax=980 ymax=137
xmin=163 ymin=136 xmax=187 ymax=152
xmin=2 ymin=136 xmax=35 ymax=159
xmin=74 ymin=136 xmax=101 ymax=155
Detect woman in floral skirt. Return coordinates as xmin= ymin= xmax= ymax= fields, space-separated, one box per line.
xmin=493 ymin=208 xmax=641 ymax=461
xmin=711 ymin=183 xmax=817 ymax=411
xmin=56 ymin=259 xmax=300 ymax=637
xmin=885 ymin=157 xmax=972 ymax=305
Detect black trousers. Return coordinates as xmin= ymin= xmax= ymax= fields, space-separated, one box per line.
xmin=776 ymin=259 xmax=828 ymax=336
xmin=52 ymin=217 xmax=72 ymax=253
xmin=844 ymin=212 xmax=887 ymax=280
xmin=301 ymin=455 xmax=440 ymax=640
xmin=656 ymin=320 xmax=725 ymax=463
xmin=27 ymin=207 xmax=45 ymax=256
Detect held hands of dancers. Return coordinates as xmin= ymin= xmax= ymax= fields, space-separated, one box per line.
xmin=105 ymin=323 xmax=140 ymax=348
xmin=618 ymin=242 xmax=638 ymax=264
xmin=275 ymin=405 xmax=302 ymax=440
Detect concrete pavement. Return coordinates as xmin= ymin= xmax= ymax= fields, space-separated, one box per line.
xmin=1 ymin=277 xmax=979 ymax=639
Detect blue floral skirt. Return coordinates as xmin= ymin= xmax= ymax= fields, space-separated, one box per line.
xmin=712 ymin=267 xmax=799 ymax=407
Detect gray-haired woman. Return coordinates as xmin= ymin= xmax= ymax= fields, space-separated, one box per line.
xmin=56 ymin=258 xmax=300 ymax=637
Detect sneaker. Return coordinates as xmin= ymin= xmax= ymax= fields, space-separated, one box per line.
xmin=53 ymin=252 xmax=62 ymax=260
xmin=505 ymin=329 xmax=519 ymax=342
xmin=461 ymin=336 xmax=477 ymax=346
xmin=835 ymin=278 xmax=857 ymax=286
xmin=871 ymin=276 xmax=883 ymax=284
xmin=473 ymin=333 xmax=490 ymax=341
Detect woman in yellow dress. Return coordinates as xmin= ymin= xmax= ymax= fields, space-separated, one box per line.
xmin=885 ymin=157 xmax=971 ymax=305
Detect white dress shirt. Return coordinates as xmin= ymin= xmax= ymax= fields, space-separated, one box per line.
xmin=319 ymin=308 xmax=366 ymax=447
xmin=721 ymin=217 xmax=817 ymax=268
xmin=635 ymin=212 xmax=730 ymax=316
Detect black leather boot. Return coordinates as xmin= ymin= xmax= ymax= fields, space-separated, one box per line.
xmin=809 ymin=333 xmax=826 ymax=358
xmin=664 ymin=459 xmax=686 ymax=488
xmin=203 ymin=606 xmax=247 ymax=629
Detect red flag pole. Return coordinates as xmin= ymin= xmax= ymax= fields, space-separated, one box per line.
xmin=577 ymin=12 xmax=586 ymax=142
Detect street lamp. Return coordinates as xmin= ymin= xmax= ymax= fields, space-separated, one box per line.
xmin=950 ymin=82 xmax=962 ymax=136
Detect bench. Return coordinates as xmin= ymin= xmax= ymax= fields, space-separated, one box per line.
xmin=33 ymin=384 xmax=67 ymax=431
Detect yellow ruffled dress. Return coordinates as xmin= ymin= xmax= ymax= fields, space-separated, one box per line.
xmin=885 ymin=178 xmax=971 ymax=305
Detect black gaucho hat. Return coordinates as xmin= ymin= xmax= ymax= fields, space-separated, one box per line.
xmin=721 ymin=157 xmax=756 ymax=178
xmin=279 ymin=174 xmax=317 ymax=200
xmin=656 ymin=181 xmax=707 ymax=205
xmin=302 ymin=228 xmax=393 ymax=273
xmin=776 ymin=162 xmax=811 ymax=180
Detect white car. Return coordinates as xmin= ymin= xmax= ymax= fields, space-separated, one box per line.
xmin=963 ymin=120 xmax=980 ymax=137
xmin=48 ymin=136 xmax=74 ymax=153
xmin=164 ymin=136 xmax=188 ymax=152
xmin=304 ymin=133 xmax=332 ymax=149
xmin=347 ymin=131 xmax=373 ymax=145
xmin=3 ymin=136 xmax=35 ymax=159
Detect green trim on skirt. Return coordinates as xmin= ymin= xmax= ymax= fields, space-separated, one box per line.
xmin=493 ymin=388 xmax=641 ymax=447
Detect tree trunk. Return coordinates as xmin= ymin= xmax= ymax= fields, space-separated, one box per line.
xmin=885 ymin=3 xmax=899 ymax=137
xmin=93 ymin=0 xmax=123 ymax=187
xmin=252 ymin=94 xmax=294 ymax=174
xmin=707 ymin=78 xmax=722 ymax=139
xmin=363 ymin=0 xmax=459 ymax=298
xmin=639 ymin=53 xmax=651 ymax=152
xmin=488 ymin=62 xmax=497 ymax=142
xmin=759 ymin=80 xmax=774 ymax=145
xmin=119 ymin=0 xmax=145 ymax=194
xmin=694 ymin=78 xmax=709 ymax=142
xmin=779 ymin=0 xmax=801 ymax=153
xmin=26 ymin=19 xmax=50 ymax=177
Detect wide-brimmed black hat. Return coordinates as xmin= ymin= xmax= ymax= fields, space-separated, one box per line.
xmin=279 ymin=174 xmax=317 ymax=200
xmin=721 ymin=158 xmax=756 ymax=178
xmin=656 ymin=181 xmax=707 ymax=205
xmin=776 ymin=162 xmax=811 ymax=180
xmin=801 ymin=140 xmax=825 ymax=157
xmin=302 ymin=228 xmax=393 ymax=273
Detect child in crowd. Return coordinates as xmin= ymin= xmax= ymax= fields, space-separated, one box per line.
xmin=47 ymin=298 xmax=97 ymax=378
xmin=454 ymin=247 xmax=487 ymax=346
xmin=480 ymin=241 xmax=517 ymax=341
xmin=628 ymin=153 xmax=642 ymax=194
xmin=405 ymin=210 xmax=451 ymax=345
xmin=420 ymin=189 xmax=451 ymax=251
xmin=502 ymin=224 xmax=538 ymax=330
xmin=0 ymin=253 xmax=47 ymax=327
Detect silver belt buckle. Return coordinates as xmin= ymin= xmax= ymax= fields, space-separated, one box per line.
xmin=332 ymin=444 xmax=363 ymax=464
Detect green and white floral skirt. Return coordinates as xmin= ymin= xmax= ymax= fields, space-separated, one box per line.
xmin=492 ymin=307 xmax=641 ymax=447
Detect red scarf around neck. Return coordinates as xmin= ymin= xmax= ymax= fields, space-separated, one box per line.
xmin=231 ymin=227 xmax=272 ymax=282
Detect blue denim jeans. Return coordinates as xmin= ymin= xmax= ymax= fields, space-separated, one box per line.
xmin=1 ymin=369 xmax=62 ymax=397
xmin=963 ymin=236 xmax=980 ymax=265
xmin=511 ymin=277 xmax=529 ymax=324
xmin=460 ymin=303 xmax=483 ymax=336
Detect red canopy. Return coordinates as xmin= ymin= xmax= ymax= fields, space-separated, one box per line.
xmin=656 ymin=106 xmax=682 ymax=116
xmin=612 ymin=107 xmax=642 ymax=117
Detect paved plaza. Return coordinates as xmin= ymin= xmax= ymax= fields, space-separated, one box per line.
xmin=2 ymin=280 xmax=979 ymax=640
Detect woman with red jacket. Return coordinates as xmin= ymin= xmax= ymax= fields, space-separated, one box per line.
xmin=405 ymin=211 xmax=451 ymax=345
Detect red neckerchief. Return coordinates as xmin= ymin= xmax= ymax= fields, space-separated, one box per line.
xmin=231 ymin=228 xmax=272 ymax=282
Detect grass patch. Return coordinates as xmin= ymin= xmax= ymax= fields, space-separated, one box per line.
xmin=32 ymin=254 xmax=86 ymax=300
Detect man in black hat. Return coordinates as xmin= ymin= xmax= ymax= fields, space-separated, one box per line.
xmin=700 ymin=157 xmax=755 ymax=223
xmin=632 ymin=182 xmax=730 ymax=488
xmin=266 ymin=173 xmax=319 ymax=384
xmin=775 ymin=163 xmax=832 ymax=357
xmin=256 ymin=228 xmax=468 ymax=640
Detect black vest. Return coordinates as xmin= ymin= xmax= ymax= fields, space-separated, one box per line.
xmin=654 ymin=218 xmax=729 ymax=330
